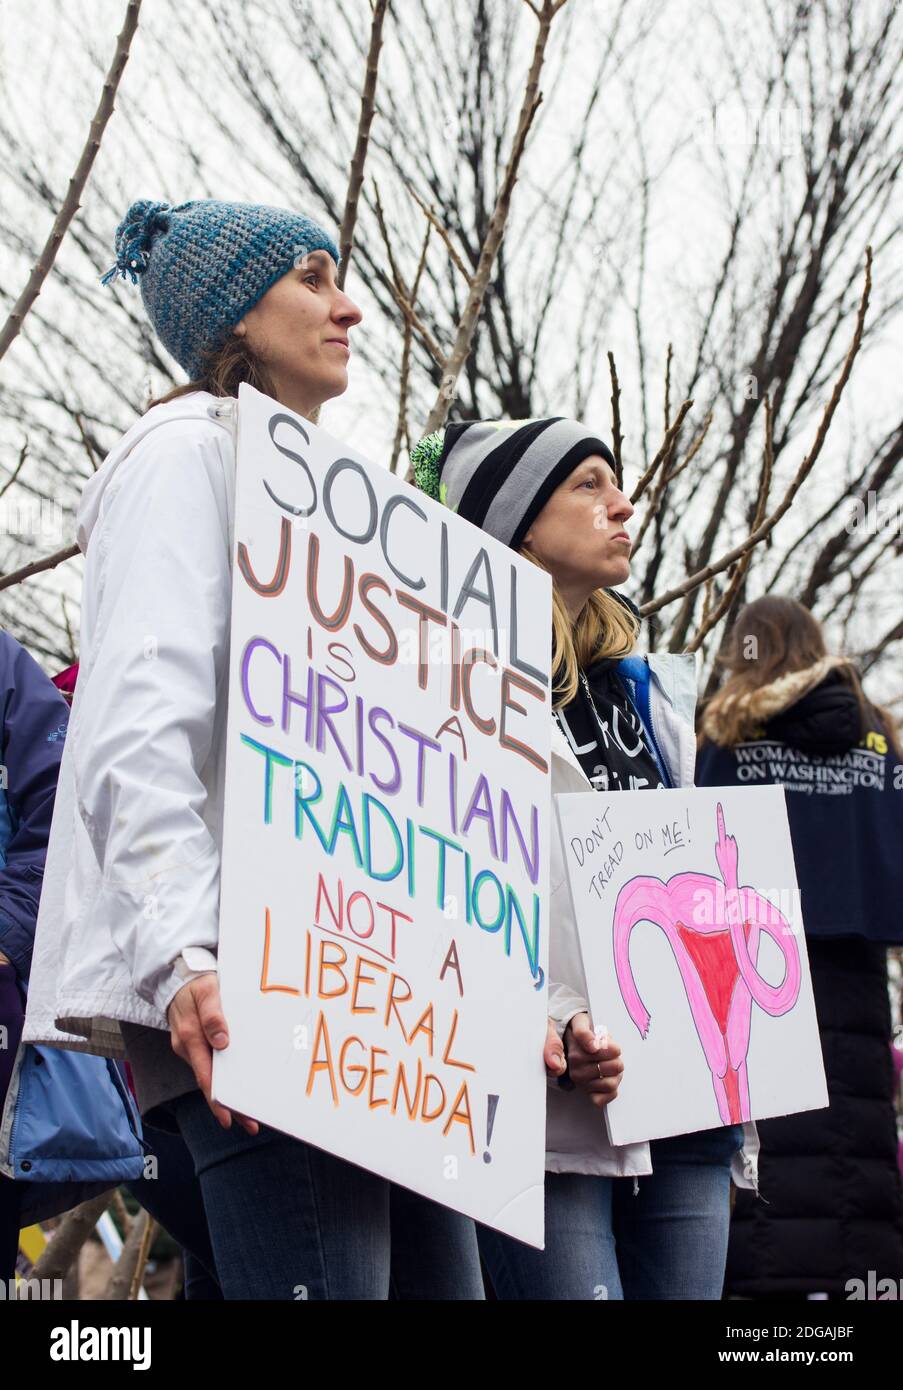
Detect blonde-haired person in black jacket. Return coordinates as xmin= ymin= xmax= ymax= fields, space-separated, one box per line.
xmin=413 ymin=420 xmax=755 ymax=1300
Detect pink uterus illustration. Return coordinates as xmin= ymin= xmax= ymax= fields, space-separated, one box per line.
xmin=613 ymin=802 xmax=801 ymax=1124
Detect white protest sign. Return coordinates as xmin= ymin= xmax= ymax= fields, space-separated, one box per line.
xmin=212 ymin=384 xmax=551 ymax=1245
xmin=555 ymin=784 xmax=827 ymax=1145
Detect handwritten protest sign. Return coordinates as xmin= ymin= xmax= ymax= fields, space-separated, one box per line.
xmin=212 ymin=384 xmax=551 ymax=1245
xmin=555 ymin=784 xmax=827 ymax=1145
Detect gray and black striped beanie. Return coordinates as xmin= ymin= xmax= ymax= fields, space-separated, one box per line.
xmin=410 ymin=418 xmax=616 ymax=550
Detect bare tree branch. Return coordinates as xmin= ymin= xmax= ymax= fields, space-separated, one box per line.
xmin=31 ymin=1193 xmax=112 ymax=1283
xmin=373 ymin=181 xmax=445 ymax=367
xmin=608 ymin=350 xmax=623 ymax=488
xmin=859 ymin=613 xmax=903 ymax=675
xmin=101 ymin=1208 xmax=155 ymax=1301
xmin=405 ymin=182 xmax=472 ymax=285
xmin=643 ymin=246 xmax=872 ymax=621
xmin=390 ymin=221 xmax=432 ymax=473
xmin=0 ymin=543 xmax=80 ymax=591
xmin=0 ymin=0 xmax=143 ymax=365
xmin=687 ymin=393 xmax=774 ymax=653
xmin=631 ymin=408 xmax=713 ymax=560
xmin=336 ymin=0 xmax=390 ymax=289
xmin=630 ymin=398 xmax=694 ymax=505
xmin=0 ymin=440 xmax=29 ymax=500
xmin=418 ymin=0 xmax=570 ymax=440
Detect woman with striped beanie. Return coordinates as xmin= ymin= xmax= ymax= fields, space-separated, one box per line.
xmin=24 ymin=198 xmax=485 ymax=1300
xmin=412 ymin=418 xmax=757 ymax=1300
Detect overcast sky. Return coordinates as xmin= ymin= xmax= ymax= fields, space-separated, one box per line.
xmin=0 ymin=0 xmax=900 ymax=691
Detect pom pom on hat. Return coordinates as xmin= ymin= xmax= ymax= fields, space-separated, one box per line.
xmin=101 ymin=199 xmax=173 ymax=285
xmin=410 ymin=431 xmax=447 ymax=502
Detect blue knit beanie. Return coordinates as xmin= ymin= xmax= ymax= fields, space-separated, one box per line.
xmin=101 ymin=198 xmax=341 ymax=380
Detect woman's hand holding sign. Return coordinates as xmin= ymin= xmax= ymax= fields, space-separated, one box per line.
xmin=168 ymin=975 xmax=260 ymax=1135
xmin=564 ymin=1012 xmax=624 ymax=1106
xmin=544 ymin=1017 xmax=567 ymax=1077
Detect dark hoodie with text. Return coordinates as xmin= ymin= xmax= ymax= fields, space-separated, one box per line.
xmin=696 ymin=669 xmax=903 ymax=944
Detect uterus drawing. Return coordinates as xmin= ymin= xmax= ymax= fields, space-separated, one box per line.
xmin=612 ymin=803 xmax=801 ymax=1124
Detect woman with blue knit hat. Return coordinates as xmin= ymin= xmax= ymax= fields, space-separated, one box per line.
xmin=412 ymin=418 xmax=758 ymax=1300
xmin=23 ymin=197 xmax=484 ymax=1299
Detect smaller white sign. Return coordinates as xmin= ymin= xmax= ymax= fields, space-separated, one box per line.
xmin=554 ymin=784 xmax=828 ymax=1144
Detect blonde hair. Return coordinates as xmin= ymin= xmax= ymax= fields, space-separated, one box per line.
xmin=518 ymin=547 xmax=640 ymax=708
xmin=147 ymin=334 xmax=277 ymax=409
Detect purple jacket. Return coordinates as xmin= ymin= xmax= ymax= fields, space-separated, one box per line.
xmin=0 ymin=631 xmax=69 ymax=979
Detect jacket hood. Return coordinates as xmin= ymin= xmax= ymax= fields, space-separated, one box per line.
xmin=77 ymin=390 xmax=227 ymax=552
xmin=702 ymin=655 xmax=863 ymax=753
xmin=763 ymin=667 xmax=863 ymax=755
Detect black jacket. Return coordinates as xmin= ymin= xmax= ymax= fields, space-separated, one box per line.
xmin=725 ymin=935 xmax=903 ymax=1297
xmin=697 ymin=670 xmax=903 ymax=945
xmin=698 ymin=671 xmax=903 ymax=1294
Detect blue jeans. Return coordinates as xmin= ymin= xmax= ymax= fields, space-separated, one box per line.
xmin=479 ymin=1124 xmax=744 ymax=1300
xmin=170 ymin=1089 xmax=485 ymax=1300
xmin=126 ymin=1121 xmax=223 ymax=1300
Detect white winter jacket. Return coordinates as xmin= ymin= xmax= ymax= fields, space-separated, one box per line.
xmin=545 ymin=656 xmax=759 ymax=1191
xmin=23 ymin=391 xmax=237 ymax=1056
